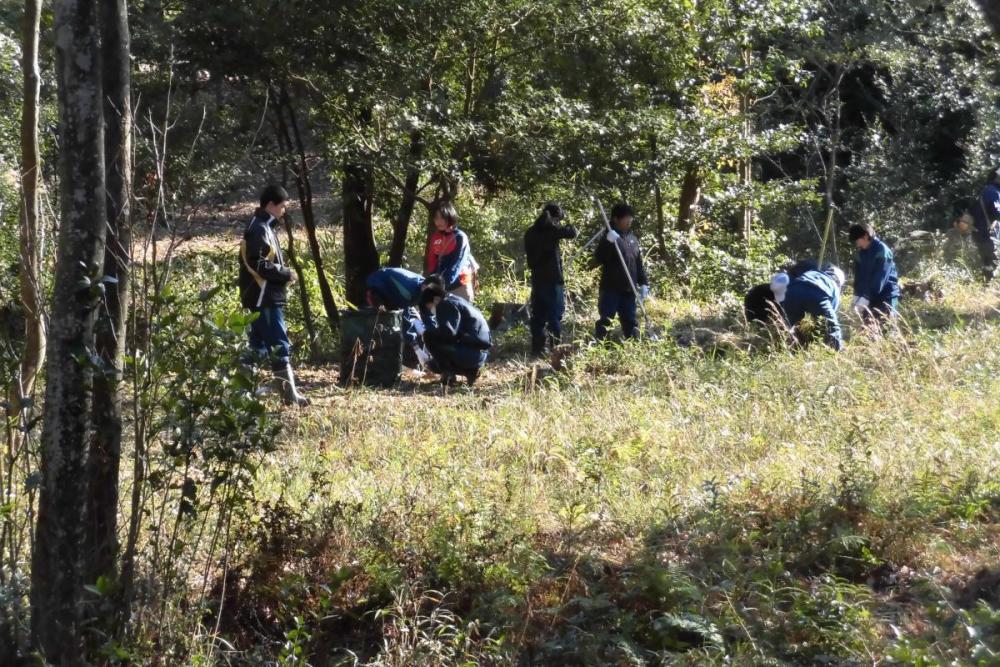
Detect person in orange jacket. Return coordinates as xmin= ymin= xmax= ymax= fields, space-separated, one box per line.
xmin=425 ymin=201 xmax=476 ymax=302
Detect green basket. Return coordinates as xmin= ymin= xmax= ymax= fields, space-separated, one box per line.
xmin=338 ymin=308 xmax=404 ymax=388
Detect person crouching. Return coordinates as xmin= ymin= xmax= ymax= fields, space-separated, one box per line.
xmin=418 ymin=280 xmax=492 ymax=386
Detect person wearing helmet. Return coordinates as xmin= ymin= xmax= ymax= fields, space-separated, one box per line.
xmin=969 ymin=167 xmax=1000 ymax=280
xmin=848 ymin=223 xmax=900 ymax=324
xmin=524 ymin=202 xmax=578 ymax=356
xmin=781 ymin=265 xmax=846 ymax=351
xmin=239 ymin=184 xmax=309 ymax=406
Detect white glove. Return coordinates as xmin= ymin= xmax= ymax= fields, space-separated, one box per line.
xmin=854 ymin=296 xmax=870 ymax=311
xmin=639 ymin=284 xmax=650 ymax=301
xmin=770 ymin=272 xmax=790 ymax=303
xmin=606 ymin=229 xmax=620 ymax=243
xmin=411 ymin=318 xmax=426 ymax=335
xmin=414 ymin=345 xmax=431 ymax=369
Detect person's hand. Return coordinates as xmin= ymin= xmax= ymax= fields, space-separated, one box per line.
xmin=639 ymin=284 xmax=650 ymax=301
xmin=288 ymin=271 xmax=297 ymax=284
xmin=606 ymin=229 xmax=620 ymax=243
xmin=414 ymin=345 xmax=431 ymax=369
xmin=412 ymin=318 xmax=426 ymax=335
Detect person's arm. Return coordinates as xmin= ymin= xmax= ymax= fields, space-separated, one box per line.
xmin=424 ymin=300 xmax=461 ymax=343
xmin=437 ymin=233 xmax=470 ymax=287
xmin=868 ymin=244 xmax=894 ymax=300
xmin=246 ymin=223 xmax=291 ymax=283
xmin=819 ymin=296 xmax=843 ymax=350
xmin=556 ymin=224 xmax=578 ymax=240
xmin=635 ymin=242 xmax=649 ymax=286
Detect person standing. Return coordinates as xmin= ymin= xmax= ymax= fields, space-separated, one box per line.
xmin=239 ymin=184 xmax=310 ymax=406
xmin=594 ymin=203 xmax=649 ymax=340
xmin=524 ymin=202 xmax=577 ymax=355
xmin=969 ymin=167 xmax=1000 ymax=281
xmin=425 ymin=201 xmax=476 ymax=301
xmin=848 ymin=223 xmax=900 ymax=324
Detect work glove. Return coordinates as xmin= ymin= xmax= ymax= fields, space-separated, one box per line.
xmin=639 ymin=284 xmax=650 ymax=301
xmin=606 ymin=229 xmax=620 ymax=243
xmin=411 ymin=318 xmax=427 ymax=335
xmin=852 ymin=296 xmax=869 ymax=314
xmin=770 ymin=272 xmax=790 ymax=303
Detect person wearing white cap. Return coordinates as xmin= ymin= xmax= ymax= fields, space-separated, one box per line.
xmin=781 ymin=265 xmax=846 ymax=350
xmin=969 ymin=167 xmax=1000 ymax=280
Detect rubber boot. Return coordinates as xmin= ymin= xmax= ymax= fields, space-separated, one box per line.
xmin=272 ymin=363 xmax=311 ymax=407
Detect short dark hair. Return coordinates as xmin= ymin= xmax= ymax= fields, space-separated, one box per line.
xmin=433 ymin=201 xmax=458 ymax=227
xmin=420 ymin=281 xmax=446 ymax=305
xmin=422 ymin=274 xmax=445 ymax=291
xmin=260 ymin=184 xmax=290 ymax=208
xmin=542 ymin=202 xmax=564 ymax=221
xmin=610 ymin=202 xmax=634 ymax=221
xmin=848 ymin=223 xmax=874 ymax=241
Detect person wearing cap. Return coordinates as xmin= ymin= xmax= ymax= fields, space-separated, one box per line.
xmin=743 ymin=259 xmax=816 ymax=324
xmin=425 ymin=201 xmax=477 ymax=301
xmin=524 ymin=202 xmax=578 ymax=356
xmin=848 ymin=223 xmax=900 ymax=324
xmin=594 ymin=202 xmax=649 ymax=340
xmin=418 ymin=281 xmax=492 ymax=386
xmin=239 ymin=184 xmax=309 ymax=406
xmin=781 ymin=265 xmax=846 ymax=351
xmin=969 ymin=167 xmax=1000 ymax=280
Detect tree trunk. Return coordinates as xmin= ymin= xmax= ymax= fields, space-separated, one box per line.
xmin=343 ymin=164 xmax=379 ymax=307
xmin=649 ymin=136 xmax=668 ymax=259
xmin=87 ymin=0 xmax=131 ymax=607
xmin=276 ymin=87 xmax=339 ymax=329
xmin=31 ymin=0 xmax=107 ymax=662
xmin=388 ymin=130 xmax=424 ymax=267
xmin=14 ymin=0 xmax=44 ymax=413
xmin=677 ymin=164 xmax=702 ymax=233
xmin=976 ymin=0 xmax=1000 ymax=35
xmin=281 ymin=213 xmax=321 ymax=358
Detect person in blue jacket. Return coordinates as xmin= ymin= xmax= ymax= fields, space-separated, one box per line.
xmin=970 ymin=167 xmax=1000 ymax=281
xmin=782 ymin=265 xmax=846 ymax=351
xmin=848 ymin=223 xmax=900 ymax=324
xmin=365 ymin=267 xmax=439 ymax=367
xmin=418 ymin=281 xmax=491 ymax=386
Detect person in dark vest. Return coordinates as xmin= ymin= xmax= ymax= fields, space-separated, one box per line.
xmin=239 ymin=184 xmax=309 ymax=406
xmin=964 ymin=167 xmax=1000 ymax=281
xmin=594 ymin=203 xmax=649 ymax=340
xmin=782 ymin=265 xmax=846 ymax=351
xmin=418 ymin=280 xmax=491 ymax=386
xmin=524 ymin=202 xmax=577 ymax=356
xmin=848 ymin=223 xmax=900 ymax=324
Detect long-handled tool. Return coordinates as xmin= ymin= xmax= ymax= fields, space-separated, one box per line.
xmin=591 ymin=194 xmax=656 ymax=341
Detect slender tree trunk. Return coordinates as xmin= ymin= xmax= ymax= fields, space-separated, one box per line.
xmin=389 ymin=130 xmax=424 ymax=267
xmin=87 ymin=0 xmax=131 ymax=605
xmin=739 ymin=48 xmax=754 ymax=249
xmin=818 ymin=67 xmax=845 ymax=266
xmin=649 ymin=136 xmax=668 ymax=259
xmin=14 ymin=0 xmax=44 ymax=413
xmin=281 ymin=214 xmax=320 ymax=358
xmin=343 ymin=164 xmax=379 ymax=307
xmin=31 ymin=0 xmax=107 ymax=662
xmin=275 ymin=86 xmax=339 ymax=328
xmin=677 ymin=164 xmax=702 ymax=232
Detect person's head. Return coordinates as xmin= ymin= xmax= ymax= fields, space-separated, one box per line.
xmin=260 ymin=184 xmax=290 ymax=218
xmin=610 ymin=202 xmax=634 ymax=233
xmin=433 ymin=201 xmax=459 ymax=232
xmin=823 ymin=264 xmax=846 ymax=290
xmin=848 ymin=222 xmax=875 ymax=250
xmin=422 ymin=273 xmax=445 ymax=292
xmin=955 ymin=210 xmax=974 ymax=235
xmin=420 ymin=281 xmax=447 ymax=308
xmin=541 ymin=202 xmax=564 ymax=223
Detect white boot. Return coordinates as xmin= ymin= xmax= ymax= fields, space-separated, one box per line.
xmin=272 ymin=364 xmax=310 ymax=407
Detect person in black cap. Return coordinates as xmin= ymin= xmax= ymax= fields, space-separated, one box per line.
xmin=418 ymin=280 xmax=492 ymax=386
xmin=524 ymin=202 xmax=577 ymax=356
xmin=238 ymin=184 xmax=309 ymax=406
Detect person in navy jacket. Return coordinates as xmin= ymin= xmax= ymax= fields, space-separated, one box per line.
xmin=970 ymin=167 xmax=1000 ymax=281
xmin=524 ymin=202 xmax=577 ymax=355
xmin=425 ymin=201 xmax=476 ymax=301
xmin=238 ymin=184 xmax=309 ymax=406
xmin=418 ymin=281 xmax=491 ymax=386
xmin=848 ymin=223 xmax=900 ymax=324
xmin=593 ymin=203 xmax=649 ymax=340
xmin=782 ymin=265 xmax=846 ymax=351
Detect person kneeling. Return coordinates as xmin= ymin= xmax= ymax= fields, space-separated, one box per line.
xmin=419 ymin=281 xmax=492 ymax=386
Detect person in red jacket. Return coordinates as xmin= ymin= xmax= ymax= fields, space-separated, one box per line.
xmin=425 ymin=201 xmax=476 ymax=302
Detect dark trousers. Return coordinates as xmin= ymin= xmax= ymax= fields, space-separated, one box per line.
xmin=975 ymin=234 xmax=999 ymax=280
xmin=863 ymin=297 xmax=898 ymax=326
xmin=596 ymin=289 xmax=638 ymax=340
xmin=426 ymin=340 xmax=488 ymax=374
xmin=247 ymin=306 xmax=291 ymax=370
xmin=530 ymin=284 xmax=566 ymax=340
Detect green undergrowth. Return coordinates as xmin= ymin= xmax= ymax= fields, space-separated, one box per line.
xmin=191 ymin=282 xmax=1000 ymax=665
